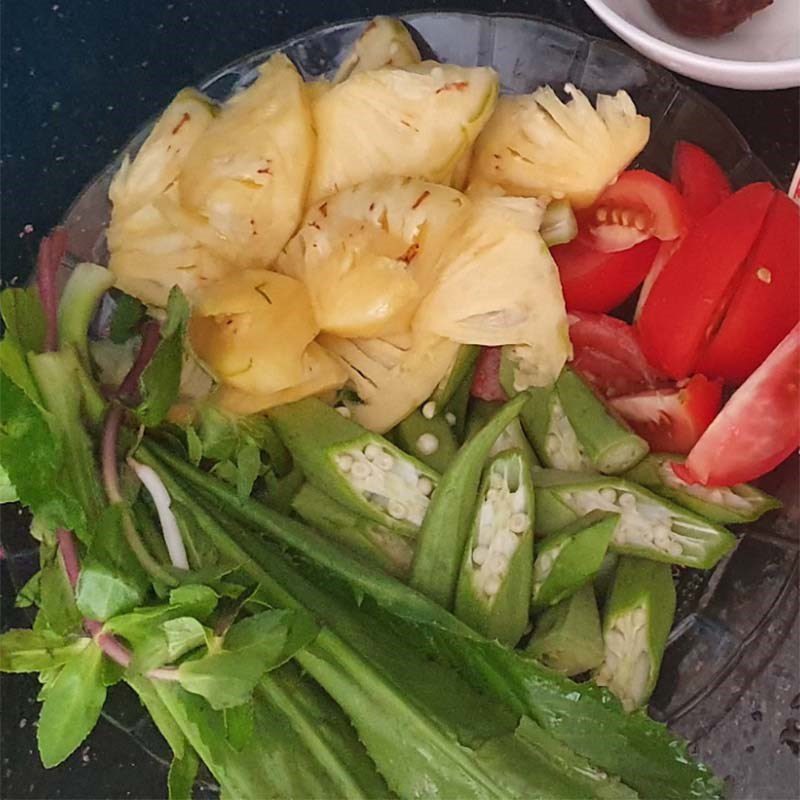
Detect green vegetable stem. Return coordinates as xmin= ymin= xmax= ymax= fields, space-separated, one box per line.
xmin=595 ymin=557 xmax=676 ymax=712
xmin=454 ymin=449 xmax=535 ymax=645
xmin=270 ymin=397 xmax=439 ymax=537
xmin=532 ymin=470 xmax=737 ymax=569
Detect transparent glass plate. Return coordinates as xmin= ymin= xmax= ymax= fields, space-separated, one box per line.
xmin=9 ymin=9 xmax=798 ymax=778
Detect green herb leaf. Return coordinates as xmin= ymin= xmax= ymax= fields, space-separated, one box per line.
xmin=0 ymin=338 xmax=42 ymax=405
xmin=14 ymin=570 xmax=40 ymax=608
xmin=136 ymin=287 xmax=189 ymax=426
xmin=37 ymin=641 xmax=107 ymax=767
xmin=223 ymin=701 xmax=254 ymax=751
xmin=176 ymin=609 xmax=317 ymax=709
xmin=110 ymin=293 xmax=147 ymax=344
xmin=186 ymin=426 xmax=203 ymax=466
xmin=0 ymin=629 xmax=90 ymax=673
xmin=236 ymin=443 xmax=261 ymax=499
xmin=0 ymin=286 xmax=46 ymax=353
xmin=163 ymin=617 xmax=209 ymax=661
xmin=168 ymin=744 xmax=199 ymax=800
xmin=39 ymin=561 xmax=83 ymax=635
xmin=0 ymin=463 xmax=18 ymax=503
xmin=75 ymin=558 xmax=146 ymax=622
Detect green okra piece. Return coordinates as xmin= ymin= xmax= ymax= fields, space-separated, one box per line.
xmin=454 ymin=449 xmax=534 ymax=645
xmin=269 ymin=398 xmax=438 ymax=538
xmin=394 ymin=407 xmax=459 ymax=473
xmin=595 ymin=556 xmax=676 ymax=712
xmin=442 ymin=366 xmax=473 ymax=443
xmin=625 ymin=453 xmax=781 ymax=525
xmin=555 ymin=368 xmax=648 ymax=474
xmin=292 ymin=483 xmax=414 ymax=579
xmin=466 ymin=399 xmax=540 ymax=465
xmin=526 ymin=584 xmax=604 ymax=677
xmin=409 ymin=392 xmax=529 ymax=608
xmin=593 ymin=552 xmax=619 ymax=606
xmin=532 ymin=470 xmax=737 ymax=569
xmin=532 ymin=510 xmax=618 ymax=609
xmin=430 ymin=344 xmax=480 ymax=408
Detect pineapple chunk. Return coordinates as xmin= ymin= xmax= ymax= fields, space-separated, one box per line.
xmin=414 ymin=195 xmax=570 ymax=388
xmin=189 ymin=269 xmax=318 ymax=396
xmin=278 ymin=177 xmax=470 ymax=338
xmin=109 ymin=88 xmax=215 ymax=220
xmin=310 ymin=61 xmax=498 ymax=202
xmin=180 ymin=54 xmax=315 ymax=268
xmin=469 ymin=84 xmax=650 ymax=209
xmin=214 ymin=342 xmax=347 ymax=415
xmin=319 ymin=332 xmax=460 ymax=433
xmin=334 ymin=17 xmax=421 ymax=83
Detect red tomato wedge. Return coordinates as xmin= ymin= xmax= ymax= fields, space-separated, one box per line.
xmin=675 ymin=323 xmax=800 ymax=486
xmin=609 ymin=374 xmax=723 ymax=454
xmin=553 ymin=236 xmax=659 ymax=313
xmin=696 ymin=192 xmax=800 ymax=383
xmin=568 ymin=311 xmax=666 ymax=397
xmin=671 ymin=141 xmax=732 ymax=220
xmin=583 ymin=170 xmax=688 ymax=253
xmin=634 ymin=238 xmax=681 ymax=322
xmin=636 ymin=182 xmax=775 ymax=379
xmin=470 ymin=346 xmax=506 ymax=402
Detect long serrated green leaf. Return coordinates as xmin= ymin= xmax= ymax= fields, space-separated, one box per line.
xmin=168 ymin=745 xmax=199 ymax=800
xmin=37 ymin=642 xmax=107 ymax=767
xmin=0 ymin=629 xmax=90 ymax=673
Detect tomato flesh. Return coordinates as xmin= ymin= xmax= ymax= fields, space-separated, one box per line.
xmin=636 ymin=182 xmax=775 ymax=379
xmin=584 ymin=170 xmax=688 ymax=253
xmin=470 ymin=346 xmax=506 ymax=402
xmin=678 ymin=323 xmax=800 ymax=486
xmin=553 ymin=236 xmax=659 ymax=314
xmin=696 ymin=192 xmax=800 ymax=383
xmin=609 ymin=374 xmax=722 ymax=454
xmin=671 ymin=141 xmax=732 ymax=221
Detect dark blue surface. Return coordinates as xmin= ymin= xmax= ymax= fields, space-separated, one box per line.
xmin=1 ymin=2 xmax=797 ymax=798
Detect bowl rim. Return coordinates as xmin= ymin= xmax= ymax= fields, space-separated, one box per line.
xmin=583 ymin=0 xmax=800 ymax=75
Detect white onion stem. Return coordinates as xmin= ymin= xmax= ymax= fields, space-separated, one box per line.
xmin=127 ymin=457 xmax=190 ymax=570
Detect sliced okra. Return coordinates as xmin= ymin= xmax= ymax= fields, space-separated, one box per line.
xmin=443 ymin=366 xmax=473 ymax=443
xmin=269 ymin=398 xmax=439 ymax=537
xmin=531 ymin=470 xmax=737 ymax=569
xmin=526 ymin=584 xmax=604 ymax=677
xmin=394 ymin=407 xmax=459 ymax=473
xmin=466 ymin=399 xmax=540 ymax=465
xmin=532 ymin=510 xmax=618 ymax=609
xmin=430 ymin=344 xmax=480 ymax=408
xmin=555 ymin=368 xmax=648 ymax=475
xmin=593 ymin=552 xmax=619 ymax=606
xmin=454 ymin=449 xmax=534 ymax=645
xmin=410 ymin=392 xmax=529 ymax=609
xmin=291 ymin=483 xmax=414 ymax=579
xmin=519 ymin=382 xmax=593 ymax=472
xmin=625 ymin=454 xmax=781 ymax=525
xmin=595 ymin=556 xmax=676 ymax=712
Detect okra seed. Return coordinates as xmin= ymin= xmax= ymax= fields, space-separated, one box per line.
xmin=600 ymin=488 xmax=617 ymax=503
xmin=445 ymin=412 xmax=457 ymax=425
xmin=497 ymin=530 xmax=518 ymax=556
xmin=365 ymin=443 xmax=381 ymax=461
xmin=416 ymin=433 xmax=439 ymax=455
xmin=387 ymin=500 xmax=407 ymax=520
xmin=667 ymin=542 xmax=683 ymax=557
xmin=376 ymin=453 xmax=394 ymax=471
xmin=335 ymin=453 xmax=353 ymax=472
xmin=487 ymin=552 xmax=506 ymax=574
xmin=489 ymin=474 xmax=504 ymax=490
xmin=509 ymin=512 xmax=529 ymax=534
xmin=421 ymin=401 xmax=437 ymax=419
xmin=619 ymin=493 xmax=636 ymax=509
xmin=472 ymin=546 xmax=488 ymax=566
xmin=351 ymin=461 xmax=371 ymax=480
xmin=484 ymin=575 xmax=501 ymax=596
xmin=478 ymin=525 xmax=493 ymax=546
xmin=335 ymin=405 xmax=352 ymax=418
xmin=417 ymin=476 xmax=434 ymax=496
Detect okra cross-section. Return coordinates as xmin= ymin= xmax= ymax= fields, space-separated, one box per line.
xmin=532 ymin=510 xmax=618 ymax=608
xmin=454 ymin=448 xmax=534 ymax=645
xmin=595 ymin=556 xmax=676 ymax=712
xmin=532 ymin=470 xmax=737 ymax=569
xmin=270 ymin=398 xmax=438 ymax=536
xmin=625 ymin=454 xmax=781 ymax=525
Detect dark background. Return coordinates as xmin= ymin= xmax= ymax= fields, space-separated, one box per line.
xmin=1 ymin=1 xmax=798 ymax=798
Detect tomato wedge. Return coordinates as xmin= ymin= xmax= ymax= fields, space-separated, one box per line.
xmin=671 ymin=142 xmax=732 ymax=220
xmin=675 ymin=323 xmax=800 ymax=486
xmin=636 ymin=182 xmax=775 ymax=379
xmin=583 ymin=170 xmax=688 ymax=253
xmin=568 ymin=311 xmax=666 ymax=397
xmin=609 ymin=374 xmax=722 ymax=454
xmin=470 ymin=346 xmax=506 ymax=402
xmin=553 ymin=236 xmax=659 ymax=313
xmin=696 ymin=192 xmax=800 ymax=383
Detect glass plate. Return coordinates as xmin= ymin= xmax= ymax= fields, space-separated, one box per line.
xmin=9 ymin=9 xmax=798 ymax=778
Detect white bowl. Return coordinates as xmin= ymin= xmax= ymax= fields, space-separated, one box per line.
xmin=583 ymin=0 xmax=800 ymax=89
